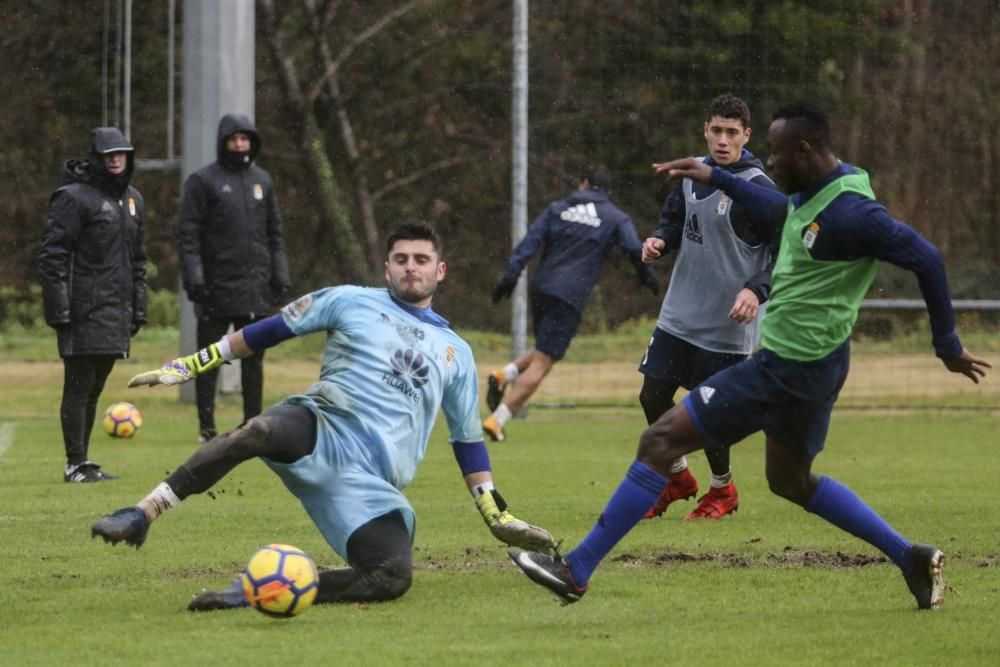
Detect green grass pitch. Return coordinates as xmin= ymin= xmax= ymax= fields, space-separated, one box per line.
xmin=0 ymin=336 xmax=997 ymax=666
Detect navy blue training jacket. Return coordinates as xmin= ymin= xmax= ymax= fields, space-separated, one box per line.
xmin=503 ymin=187 xmax=647 ymax=312
xmin=709 ymin=163 xmax=962 ymax=360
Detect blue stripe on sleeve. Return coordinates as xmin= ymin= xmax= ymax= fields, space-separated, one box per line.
xmin=241 ymin=313 xmax=296 ymax=352
xmin=452 ymin=440 xmax=492 ymax=475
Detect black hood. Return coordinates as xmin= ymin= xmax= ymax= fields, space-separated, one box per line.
xmin=60 ymin=127 xmax=135 ymax=196
xmin=216 ymin=113 xmax=261 ymax=169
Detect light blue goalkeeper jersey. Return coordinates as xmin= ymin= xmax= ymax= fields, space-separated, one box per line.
xmin=279 ymin=285 xmax=483 ymax=490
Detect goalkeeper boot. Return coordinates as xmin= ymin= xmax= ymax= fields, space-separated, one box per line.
xmin=508 ymin=548 xmax=587 ymax=606
xmin=483 ymin=415 xmax=505 ymax=442
xmin=91 ymin=506 xmax=149 ymax=548
xmin=684 ymin=481 xmax=740 ymax=520
xmin=486 ymin=371 xmax=507 ymax=412
xmin=643 ymin=467 xmax=699 ymax=519
xmin=188 ymin=578 xmax=249 ymax=612
xmin=903 ymin=544 xmax=945 ymax=610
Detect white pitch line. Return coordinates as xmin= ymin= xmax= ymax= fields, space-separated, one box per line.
xmin=0 ymin=422 xmax=14 ymax=459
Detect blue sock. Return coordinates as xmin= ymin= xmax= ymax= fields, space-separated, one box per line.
xmin=565 ymin=460 xmax=666 ymax=585
xmin=806 ymin=475 xmax=913 ymax=572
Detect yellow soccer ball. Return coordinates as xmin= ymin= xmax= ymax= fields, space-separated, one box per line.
xmin=102 ymin=402 xmax=142 ymax=438
xmin=241 ymin=544 xmax=319 ymax=618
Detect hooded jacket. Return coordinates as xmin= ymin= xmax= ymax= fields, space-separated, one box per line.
xmin=502 ymin=186 xmax=650 ymax=312
xmin=38 ymin=127 xmax=147 ymax=358
xmin=177 ymin=114 xmax=290 ymax=318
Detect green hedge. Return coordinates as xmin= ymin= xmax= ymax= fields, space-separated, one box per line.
xmin=0 ymin=286 xmax=180 ymax=334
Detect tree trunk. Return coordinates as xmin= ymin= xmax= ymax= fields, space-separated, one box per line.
xmin=303 ymin=0 xmax=386 ymax=277
xmin=257 ymin=0 xmax=368 ymax=283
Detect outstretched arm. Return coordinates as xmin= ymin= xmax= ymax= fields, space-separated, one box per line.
xmin=492 ymin=207 xmax=551 ymax=303
xmin=854 ymin=207 xmax=991 ymax=383
xmin=128 ymin=313 xmax=295 ymax=387
xmin=653 ymin=158 xmax=788 ymax=226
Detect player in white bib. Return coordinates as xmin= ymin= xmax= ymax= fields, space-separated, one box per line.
xmin=92 ymin=223 xmax=556 ymax=610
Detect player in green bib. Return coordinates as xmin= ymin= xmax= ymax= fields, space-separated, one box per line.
xmin=508 ymin=102 xmax=990 ymax=611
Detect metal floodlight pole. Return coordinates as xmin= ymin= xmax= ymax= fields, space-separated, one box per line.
xmin=102 ymin=0 xmax=110 ymax=126
xmin=167 ymin=0 xmax=176 ymax=160
xmin=510 ymin=0 xmax=529 ymax=359
xmin=113 ymin=0 xmax=122 ymax=128
xmin=123 ymin=0 xmax=132 ymax=139
xmin=179 ymin=0 xmax=256 ymax=403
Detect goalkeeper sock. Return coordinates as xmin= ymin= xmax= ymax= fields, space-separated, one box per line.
xmin=806 ymin=475 xmax=913 ymax=571
xmin=502 ymin=362 xmax=519 ymax=382
xmin=565 ymin=460 xmax=666 ymax=585
xmin=137 ymin=482 xmax=181 ymax=523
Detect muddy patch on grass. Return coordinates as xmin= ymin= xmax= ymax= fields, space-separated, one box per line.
xmin=162 ymin=565 xmax=239 ymax=580
xmin=977 ymin=554 xmax=1000 ymax=568
xmin=610 ymin=547 xmax=888 ymax=569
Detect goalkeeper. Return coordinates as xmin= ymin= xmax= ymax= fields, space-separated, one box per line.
xmin=92 ymin=223 xmax=557 ymax=610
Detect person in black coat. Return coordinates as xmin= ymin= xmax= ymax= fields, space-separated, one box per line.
xmin=39 ymin=127 xmax=147 ymax=483
xmin=177 ymin=114 xmax=290 ymax=443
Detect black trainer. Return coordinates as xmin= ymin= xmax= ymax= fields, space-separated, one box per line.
xmin=903 ymin=543 xmax=945 ymax=610
xmin=65 ymin=461 xmax=118 ymax=483
xmin=486 ymin=372 xmax=506 ymax=413
xmin=508 ymin=548 xmax=587 ymax=606
xmin=188 ymin=578 xmax=250 ymax=612
xmin=91 ymin=506 xmax=150 ymax=549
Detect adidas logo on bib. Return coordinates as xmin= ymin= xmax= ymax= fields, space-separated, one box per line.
xmin=699 ymin=386 xmax=716 ymax=404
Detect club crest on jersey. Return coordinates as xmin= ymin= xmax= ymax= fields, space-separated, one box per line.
xmin=445 ymin=346 xmax=455 ymax=367
xmin=716 ymin=194 xmax=731 ymax=216
xmin=128 ymin=197 xmax=137 ymax=216
xmin=803 ymin=221 xmax=820 ymax=249
xmin=282 ymin=294 xmax=312 ymax=322
xmin=699 ymin=386 xmax=716 ymax=404
xmin=253 ymin=183 xmax=264 ymax=200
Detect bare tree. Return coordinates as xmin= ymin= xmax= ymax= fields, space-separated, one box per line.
xmin=302 ymin=0 xmax=425 ymax=276
xmin=258 ymin=0 xmax=368 ymax=282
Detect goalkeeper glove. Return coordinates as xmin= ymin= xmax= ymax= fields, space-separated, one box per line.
xmin=475 ymin=487 xmax=558 ymax=553
xmin=128 ymin=343 xmax=225 ymax=388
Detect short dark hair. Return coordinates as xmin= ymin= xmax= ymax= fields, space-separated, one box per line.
xmin=386 ymin=222 xmax=443 ymax=257
xmin=581 ymin=164 xmax=614 ymax=191
xmin=771 ymin=101 xmax=832 ymax=151
xmin=707 ymin=93 xmax=751 ymax=128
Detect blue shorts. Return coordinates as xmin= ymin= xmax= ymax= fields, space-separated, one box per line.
xmin=682 ymin=341 xmax=851 ymax=460
xmin=638 ymin=327 xmax=747 ymax=390
xmin=531 ymin=292 xmax=581 ymax=360
xmin=263 ymin=394 xmax=416 ymax=561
